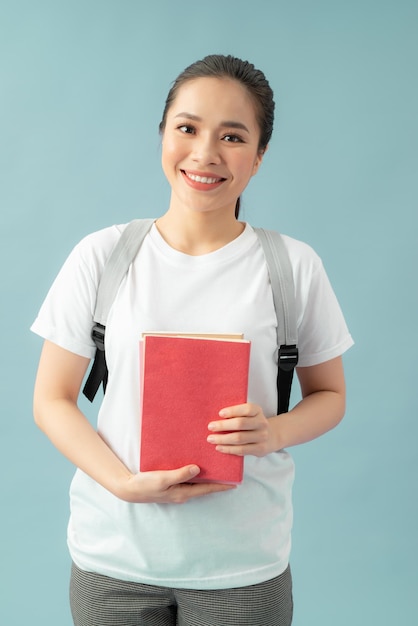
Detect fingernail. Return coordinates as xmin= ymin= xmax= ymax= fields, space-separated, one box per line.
xmin=189 ymin=465 xmax=200 ymax=475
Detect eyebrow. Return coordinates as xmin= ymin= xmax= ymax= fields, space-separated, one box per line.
xmin=174 ymin=112 xmax=250 ymax=133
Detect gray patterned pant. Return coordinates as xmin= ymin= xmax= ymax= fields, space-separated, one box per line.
xmin=70 ymin=562 xmax=293 ymax=626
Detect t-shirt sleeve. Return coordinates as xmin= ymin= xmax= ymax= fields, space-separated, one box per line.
xmin=285 ymin=237 xmax=354 ymax=367
xmin=30 ymin=226 xmax=121 ymax=358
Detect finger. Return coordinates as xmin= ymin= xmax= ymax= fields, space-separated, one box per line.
xmin=208 ymin=430 xmax=262 ymax=446
xmin=168 ymin=482 xmax=236 ymax=504
xmin=214 ymin=444 xmax=245 ymax=455
xmin=218 ymin=403 xmax=259 ymax=418
xmin=213 ymin=443 xmax=251 ymax=456
xmin=208 ymin=417 xmax=257 ymax=433
xmin=160 ymin=465 xmax=201 ymax=487
xmin=183 ymin=482 xmax=236 ymax=497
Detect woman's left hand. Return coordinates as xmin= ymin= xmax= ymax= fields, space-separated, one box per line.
xmin=207 ymin=403 xmax=277 ymax=458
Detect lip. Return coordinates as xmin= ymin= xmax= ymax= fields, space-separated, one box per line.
xmin=181 ymin=169 xmax=226 ymax=191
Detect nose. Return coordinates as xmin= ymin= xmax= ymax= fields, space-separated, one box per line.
xmin=192 ymin=133 xmax=221 ymax=165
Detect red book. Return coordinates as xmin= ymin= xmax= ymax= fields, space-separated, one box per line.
xmin=139 ymin=334 xmax=251 ymax=483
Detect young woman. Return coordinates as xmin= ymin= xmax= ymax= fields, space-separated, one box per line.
xmin=32 ymin=54 xmax=353 ymax=626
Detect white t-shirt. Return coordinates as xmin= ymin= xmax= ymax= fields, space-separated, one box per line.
xmin=31 ymin=222 xmax=353 ymax=589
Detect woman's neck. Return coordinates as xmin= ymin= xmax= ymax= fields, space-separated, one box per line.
xmin=155 ymin=209 xmax=245 ymax=256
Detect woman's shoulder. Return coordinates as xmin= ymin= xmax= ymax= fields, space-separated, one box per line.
xmin=249 ymin=225 xmax=323 ymax=275
xmin=71 ymin=223 xmax=127 ymax=268
xmin=280 ymin=233 xmax=322 ymax=270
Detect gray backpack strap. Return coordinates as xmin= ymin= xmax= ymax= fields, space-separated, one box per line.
xmin=84 ymin=220 xmax=298 ymax=410
xmin=83 ymin=218 xmax=154 ymax=401
xmin=253 ymin=227 xmax=299 ymax=414
xmin=94 ymin=218 xmax=155 ymax=325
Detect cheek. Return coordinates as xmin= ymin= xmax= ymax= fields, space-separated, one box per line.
xmin=161 ymin=140 xmax=177 ymax=177
xmin=233 ymin=154 xmax=260 ymax=180
xmin=161 ymin=136 xmax=186 ymax=171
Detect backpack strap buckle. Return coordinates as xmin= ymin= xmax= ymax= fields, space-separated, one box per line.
xmin=278 ymin=345 xmax=299 ymax=372
xmin=92 ymin=323 xmax=105 ymax=351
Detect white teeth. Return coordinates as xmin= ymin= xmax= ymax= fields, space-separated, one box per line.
xmin=186 ymin=172 xmax=221 ymax=184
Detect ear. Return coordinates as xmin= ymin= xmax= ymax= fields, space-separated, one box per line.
xmin=252 ymin=145 xmax=268 ymax=176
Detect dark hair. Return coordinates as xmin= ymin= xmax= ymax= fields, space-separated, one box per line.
xmin=159 ymin=54 xmax=275 ymax=218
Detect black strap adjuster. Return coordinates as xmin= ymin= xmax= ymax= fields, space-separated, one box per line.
xmin=278 ymin=344 xmax=299 ymax=372
xmin=91 ymin=323 xmax=105 ymax=351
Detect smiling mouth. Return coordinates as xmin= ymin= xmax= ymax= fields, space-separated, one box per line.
xmin=182 ymin=171 xmax=226 ymax=184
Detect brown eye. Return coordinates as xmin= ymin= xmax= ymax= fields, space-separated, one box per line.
xmin=178 ymin=125 xmax=195 ymax=134
xmin=223 ymin=134 xmax=244 ymax=143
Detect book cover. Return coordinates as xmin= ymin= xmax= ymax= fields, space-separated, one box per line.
xmin=139 ymin=334 xmax=250 ymax=484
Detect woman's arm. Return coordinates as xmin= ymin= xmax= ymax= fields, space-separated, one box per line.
xmin=34 ymin=341 xmax=235 ymax=502
xmin=207 ymin=356 xmax=346 ymax=456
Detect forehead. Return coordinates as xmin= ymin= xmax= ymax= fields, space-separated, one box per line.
xmin=168 ymin=77 xmax=259 ymax=127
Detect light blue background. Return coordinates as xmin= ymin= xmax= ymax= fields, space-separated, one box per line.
xmin=1 ymin=1 xmax=417 ymax=624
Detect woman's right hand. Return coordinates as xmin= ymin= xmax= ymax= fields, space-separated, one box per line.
xmin=120 ymin=465 xmax=236 ymax=504
xmin=34 ymin=342 xmax=235 ymax=505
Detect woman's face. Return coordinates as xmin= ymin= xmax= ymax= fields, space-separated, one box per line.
xmin=161 ymin=77 xmax=264 ymax=217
